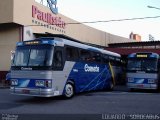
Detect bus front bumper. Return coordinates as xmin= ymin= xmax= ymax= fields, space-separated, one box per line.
xmin=127 ymin=83 xmax=158 ymax=90
xmin=10 ymin=87 xmax=60 ymax=97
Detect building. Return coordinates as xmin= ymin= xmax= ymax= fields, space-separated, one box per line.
xmin=129 ymin=32 xmax=141 ymax=41
xmin=0 ymin=0 xmax=135 ymax=81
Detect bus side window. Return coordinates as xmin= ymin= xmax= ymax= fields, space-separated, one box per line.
xmin=109 ymin=56 xmax=116 ymax=65
xmin=80 ymin=50 xmax=91 ymax=62
xmin=66 ymin=46 xmax=79 ymax=61
xmin=53 ymin=47 xmax=64 ymax=70
xmin=91 ymin=52 xmax=102 ymax=63
xmin=102 ymin=55 xmax=109 ymax=64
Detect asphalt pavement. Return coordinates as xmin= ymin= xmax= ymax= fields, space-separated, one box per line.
xmin=0 ymin=86 xmax=160 ymax=120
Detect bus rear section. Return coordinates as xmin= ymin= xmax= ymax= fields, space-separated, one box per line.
xmin=126 ymin=53 xmax=160 ymax=90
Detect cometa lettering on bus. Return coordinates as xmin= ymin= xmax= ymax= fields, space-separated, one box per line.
xmin=84 ymin=64 xmax=99 ymax=72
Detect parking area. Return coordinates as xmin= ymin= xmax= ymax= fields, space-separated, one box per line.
xmin=0 ymin=86 xmax=160 ymax=120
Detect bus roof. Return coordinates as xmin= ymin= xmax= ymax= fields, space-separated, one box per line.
xmin=17 ymin=37 xmax=121 ymax=58
xmin=61 ymin=38 xmax=121 ymax=57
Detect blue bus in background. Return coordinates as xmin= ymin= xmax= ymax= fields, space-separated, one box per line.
xmin=126 ymin=52 xmax=160 ymax=91
xmin=8 ymin=36 xmax=122 ymax=98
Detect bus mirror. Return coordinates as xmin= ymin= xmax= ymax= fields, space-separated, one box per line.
xmin=11 ymin=51 xmax=15 ymax=61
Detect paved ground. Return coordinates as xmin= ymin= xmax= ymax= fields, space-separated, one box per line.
xmin=0 ymin=86 xmax=160 ymax=120
xmin=0 ymin=81 xmax=9 ymax=89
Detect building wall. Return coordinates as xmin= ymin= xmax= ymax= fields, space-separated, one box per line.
xmin=133 ymin=34 xmax=141 ymax=41
xmin=11 ymin=0 xmax=134 ymax=46
xmin=108 ymin=34 xmax=132 ymax=44
xmin=0 ymin=26 xmax=20 ymax=71
xmin=13 ymin=0 xmax=33 ymax=26
xmin=129 ymin=32 xmax=141 ymax=42
xmin=0 ymin=0 xmax=13 ymax=23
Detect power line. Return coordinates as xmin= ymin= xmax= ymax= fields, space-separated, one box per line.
xmin=66 ymin=16 xmax=160 ymax=24
xmin=25 ymin=15 xmax=160 ymax=27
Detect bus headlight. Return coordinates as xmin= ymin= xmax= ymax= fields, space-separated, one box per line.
xmin=128 ymin=78 xmax=134 ymax=82
xmin=35 ymin=80 xmax=45 ymax=87
xmin=45 ymin=80 xmax=52 ymax=88
xmin=11 ymin=79 xmax=18 ymax=86
xmin=35 ymin=80 xmax=52 ymax=87
xmin=148 ymin=79 xmax=156 ymax=84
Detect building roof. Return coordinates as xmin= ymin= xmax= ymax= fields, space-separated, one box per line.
xmin=108 ymin=41 xmax=160 ymax=48
xmin=105 ymin=48 xmax=160 ymax=55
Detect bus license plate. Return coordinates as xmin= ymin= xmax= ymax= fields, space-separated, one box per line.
xmin=22 ymin=89 xmax=30 ymax=94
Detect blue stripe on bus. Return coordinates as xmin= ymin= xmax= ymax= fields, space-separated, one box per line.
xmin=128 ymin=78 xmax=153 ymax=84
xmin=64 ymin=62 xmax=112 ymax=94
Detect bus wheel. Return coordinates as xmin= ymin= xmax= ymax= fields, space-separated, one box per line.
xmin=64 ymin=83 xmax=74 ymax=98
xmin=108 ymin=80 xmax=114 ymax=91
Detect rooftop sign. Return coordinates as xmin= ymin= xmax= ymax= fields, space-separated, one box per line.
xmin=32 ymin=5 xmax=66 ymax=29
xmin=47 ymin=0 xmax=58 ymax=14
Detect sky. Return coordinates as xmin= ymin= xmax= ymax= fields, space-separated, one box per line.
xmin=37 ymin=0 xmax=160 ymax=41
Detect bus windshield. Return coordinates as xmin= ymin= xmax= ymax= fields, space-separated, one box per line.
xmin=127 ymin=58 xmax=158 ymax=72
xmin=12 ymin=45 xmax=54 ymax=67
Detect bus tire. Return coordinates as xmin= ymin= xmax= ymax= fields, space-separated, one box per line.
xmin=64 ymin=83 xmax=74 ymax=98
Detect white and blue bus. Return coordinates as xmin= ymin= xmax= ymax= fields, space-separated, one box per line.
xmin=9 ymin=36 xmax=122 ymax=98
xmin=126 ymin=52 xmax=160 ymax=91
